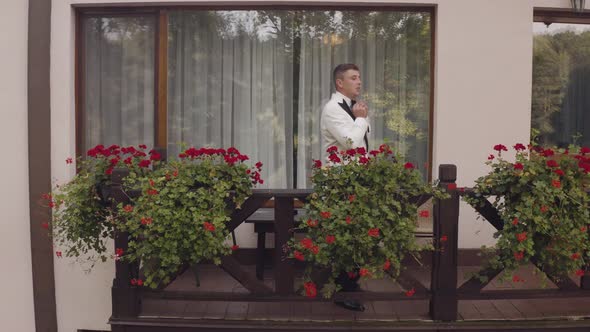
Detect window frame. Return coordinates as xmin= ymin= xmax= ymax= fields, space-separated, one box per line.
xmin=75 ymin=3 xmax=437 ymax=182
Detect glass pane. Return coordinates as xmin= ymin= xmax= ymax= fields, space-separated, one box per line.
xmin=296 ymin=11 xmax=432 ymax=186
xmin=167 ymin=11 xmax=295 ymax=188
xmin=167 ymin=10 xmax=432 ymax=188
xmin=532 ymin=22 xmax=590 ymax=147
xmin=83 ymin=16 xmax=156 ymax=151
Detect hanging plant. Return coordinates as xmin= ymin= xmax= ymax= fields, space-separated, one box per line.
xmin=465 ymin=143 xmax=590 ymax=283
xmin=44 ymin=144 xmax=159 ymax=267
xmin=288 ymin=144 xmax=448 ymax=298
xmin=117 ymin=147 xmax=263 ymax=288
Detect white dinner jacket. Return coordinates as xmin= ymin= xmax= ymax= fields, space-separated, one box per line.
xmin=320 ymin=91 xmax=370 ymax=161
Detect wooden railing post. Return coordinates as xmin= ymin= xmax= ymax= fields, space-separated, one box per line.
xmin=110 ymin=168 xmax=140 ymax=318
xmin=430 ymin=164 xmax=459 ymax=321
xmin=274 ymin=196 xmax=295 ymax=295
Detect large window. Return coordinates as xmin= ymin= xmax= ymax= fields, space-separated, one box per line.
xmin=532 ymin=12 xmax=590 ymax=146
xmin=78 ymin=8 xmax=434 ymax=188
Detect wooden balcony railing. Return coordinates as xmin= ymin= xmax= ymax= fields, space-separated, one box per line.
xmin=107 ymin=164 xmax=590 ymax=324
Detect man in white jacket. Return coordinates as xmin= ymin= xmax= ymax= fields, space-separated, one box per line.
xmin=321 ymin=63 xmax=370 ymax=161
xmin=320 ymin=64 xmax=369 ymax=311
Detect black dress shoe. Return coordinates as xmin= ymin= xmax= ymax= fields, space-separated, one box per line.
xmin=334 ymin=299 xmax=365 ymax=312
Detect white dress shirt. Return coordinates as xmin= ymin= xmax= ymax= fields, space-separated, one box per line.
xmin=320 ymin=91 xmax=370 ymax=161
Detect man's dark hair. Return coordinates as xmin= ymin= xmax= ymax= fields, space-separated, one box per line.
xmin=333 ymin=63 xmax=360 ymax=87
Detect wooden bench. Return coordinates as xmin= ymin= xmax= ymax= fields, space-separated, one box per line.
xmin=245 ymin=208 xmax=305 ymax=280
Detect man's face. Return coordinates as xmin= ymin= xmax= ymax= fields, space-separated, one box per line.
xmin=336 ymin=69 xmax=361 ymax=99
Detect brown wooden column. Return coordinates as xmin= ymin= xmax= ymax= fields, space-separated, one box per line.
xmin=28 ymin=0 xmax=57 ymax=331
xmin=429 ymin=164 xmax=459 ymax=321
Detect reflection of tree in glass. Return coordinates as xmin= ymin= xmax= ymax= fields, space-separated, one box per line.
xmin=532 ymin=28 xmax=590 ymax=146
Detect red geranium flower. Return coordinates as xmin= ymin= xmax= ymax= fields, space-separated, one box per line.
xmin=300 ymin=238 xmax=314 ymax=249
xmin=150 ymin=152 xmax=161 ymax=161
xmin=419 ymin=210 xmax=429 ymax=218
xmin=571 ymin=253 xmax=581 ymax=260
xmin=440 ymin=235 xmax=448 ymax=242
xmin=581 ymin=226 xmax=588 ymax=233
xmin=447 ymin=183 xmax=457 ymax=190
xmin=231 ymin=245 xmax=239 ymax=251
xmin=512 ymin=217 xmax=519 ymax=226
xmin=313 ymin=159 xmax=322 ymax=168
xmin=147 ymin=189 xmax=158 ymax=196
xmin=488 ymin=154 xmax=495 ymax=160
xmin=203 ymin=222 xmax=215 ymax=232
xmin=368 ymin=228 xmax=380 ymax=237
xmin=383 ymin=260 xmax=391 ymax=271
xmin=359 ymin=268 xmax=370 ymax=277
xmin=404 ymin=162 xmax=414 ymax=169
xmin=139 ymin=144 xmax=147 ymax=149
xmin=514 ymin=163 xmax=524 ymax=170
xmin=328 ymin=154 xmax=341 ymax=163
xmin=541 ymin=149 xmax=555 ymax=157
xmin=551 ymin=179 xmax=561 ymax=188
xmin=66 ymin=157 xmax=73 ymax=164
xmin=493 ymin=144 xmax=507 ymax=152
xmin=326 ymin=146 xmax=338 ymax=153
xmin=540 ymin=205 xmax=549 ymax=213
xmin=576 ymin=269 xmax=585 ymax=277
xmin=325 ymin=235 xmax=335 ymax=244
xmin=554 ymin=169 xmax=564 ymax=176
xmin=345 ymin=216 xmax=352 ymax=224
xmin=405 ymin=288 xmax=416 ymax=297
xmin=56 ymin=251 xmax=62 ymax=258
xmin=514 ymin=251 xmax=524 ymax=260
xmin=306 ymin=219 xmax=319 ymax=227
xmin=304 ymin=281 xmax=317 ymax=298
xmin=293 ymin=251 xmax=305 ymax=261
xmin=546 ymin=160 xmax=558 ymax=168
xmin=310 ymin=246 xmax=319 ymax=255
xmin=513 ymin=143 xmax=526 ymax=151
xmin=320 ymin=211 xmax=331 ymax=219
xmin=348 ymin=195 xmax=356 ymax=203
xmin=138 ymin=159 xmax=151 ymax=168
xmin=516 ymin=232 xmax=527 ymax=243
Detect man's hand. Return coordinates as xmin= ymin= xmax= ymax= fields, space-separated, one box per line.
xmin=352 ymin=101 xmax=368 ymax=118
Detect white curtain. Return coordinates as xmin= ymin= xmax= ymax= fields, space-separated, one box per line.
xmin=166 ymin=10 xmax=431 ymax=188
xmin=167 ymin=11 xmax=294 ymax=188
xmin=84 ymin=16 xmax=156 ymax=150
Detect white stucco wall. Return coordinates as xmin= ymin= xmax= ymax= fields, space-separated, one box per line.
xmin=50 ymin=0 xmax=588 ymax=331
xmin=0 ymin=1 xmax=36 ymax=332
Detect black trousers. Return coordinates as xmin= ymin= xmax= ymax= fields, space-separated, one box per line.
xmin=335 ymin=270 xmax=360 ymax=292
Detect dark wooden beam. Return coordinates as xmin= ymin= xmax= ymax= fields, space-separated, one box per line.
xmin=28 ymin=0 xmax=57 ymax=331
